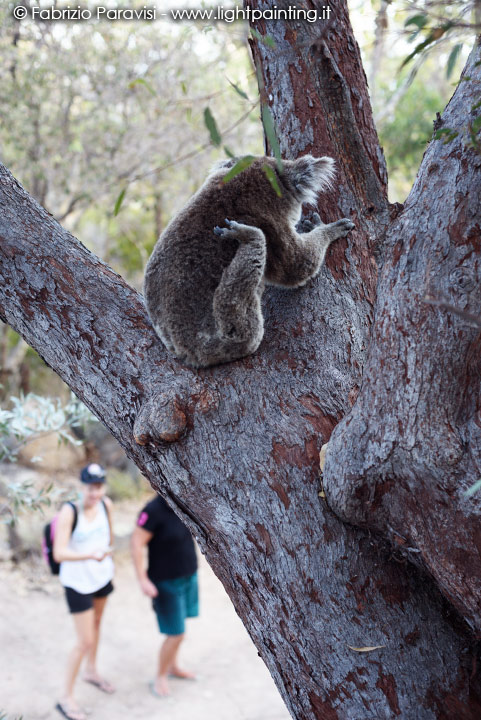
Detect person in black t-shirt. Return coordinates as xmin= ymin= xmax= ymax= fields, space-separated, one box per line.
xmin=131 ymin=495 xmax=198 ymax=698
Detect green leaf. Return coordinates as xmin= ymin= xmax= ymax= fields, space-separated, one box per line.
xmin=465 ymin=479 xmax=481 ymax=497
xmin=128 ymin=78 xmax=156 ymax=96
xmin=471 ymin=99 xmax=481 ymax=112
xmin=447 ymin=44 xmax=463 ymax=79
xmin=401 ymin=24 xmax=452 ymax=69
xmin=181 ymin=81 xmax=187 ymax=95
xmin=250 ymin=28 xmax=276 ymax=48
xmin=434 ymin=128 xmax=458 ymax=144
xmin=471 ymin=115 xmax=481 ymax=135
xmin=400 ymin=36 xmax=434 ymax=69
xmin=404 ymin=14 xmax=427 ymax=29
xmin=262 ymin=164 xmax=282 ymax=197
xmin=204 ymin=107 xmax=222 ymax=147
xmin=223 ymin=145 xmax=235 ymax=158
xmin=434 ymin=128 xmax=452 ymax=139
xmin=222 ymin=155 xmax=255 ymax=183
xmin=226 ymin=78 xmax=249 ymax=100
xmin=113 ymin=188 xmax=127 ymax=216
xmin=261 ymin=104 xmax=283 ymax=172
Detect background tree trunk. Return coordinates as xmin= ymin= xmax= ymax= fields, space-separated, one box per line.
xmin=1 ymin=2 xmax=481 ymax=718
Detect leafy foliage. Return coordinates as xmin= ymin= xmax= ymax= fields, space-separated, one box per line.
xmin=0 ymin=8 xmax=262 ymax=287
xmin=0 ymin=392 xmax=97 ymax=464
xmin=0 ymin=392 xmax=97 ymax=523
xmin=377 ymin=80 xmax=446 ymax=199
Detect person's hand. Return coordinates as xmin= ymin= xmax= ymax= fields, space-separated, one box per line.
xmin=140 ymin=577 xmax=158 ymax=598
xmin=91 ymin=547 xmax=113 ymax=561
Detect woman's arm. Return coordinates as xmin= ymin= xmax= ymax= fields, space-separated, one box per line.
xmin=53 ymin=503 xmax=110 ymax=563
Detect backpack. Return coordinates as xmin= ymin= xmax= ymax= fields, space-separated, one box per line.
xmin=42 ymin=501 xmax=78 ymax=575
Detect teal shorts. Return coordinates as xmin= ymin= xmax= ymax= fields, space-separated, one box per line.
xmin=152 ymin=572 xmax=199 ymax=636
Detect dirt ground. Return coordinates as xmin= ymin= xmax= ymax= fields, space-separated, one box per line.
xmin=0 ymin=501 xmax=290 ymax=720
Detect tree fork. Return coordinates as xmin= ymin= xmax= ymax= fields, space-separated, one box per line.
xmin=1 ymin=5 xmax=481 ymax=718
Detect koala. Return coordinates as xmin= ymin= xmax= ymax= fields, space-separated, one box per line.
xmin=143 ymin=155 xmax=354 ymax=368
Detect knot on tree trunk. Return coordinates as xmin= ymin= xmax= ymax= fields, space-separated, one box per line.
xmin=134 ymin=389 xmax=187 ymax=444
xmin=133 ymin=382 xmax=221 ymax=445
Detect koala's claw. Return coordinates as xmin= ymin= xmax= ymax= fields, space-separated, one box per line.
xmin=297 ymin=211 xmax=323 ymax=234
xmin=301 ymin=219 xmax=315 ymax=232
xmin=214 ymin=219 xmax=235 ymax=236
xmin=335 ymin=218 xmax=355 ymax=234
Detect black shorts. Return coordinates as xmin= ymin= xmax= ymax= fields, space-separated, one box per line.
xmin=64 ymin=581 xmax=114 ymax=614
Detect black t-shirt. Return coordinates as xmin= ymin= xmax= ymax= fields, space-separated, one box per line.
xmin=137 ymin=496 xmax=197 ymax=582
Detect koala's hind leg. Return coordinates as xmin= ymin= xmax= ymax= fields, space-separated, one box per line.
xmin=212 ymin=220 xmax=267 ymax=346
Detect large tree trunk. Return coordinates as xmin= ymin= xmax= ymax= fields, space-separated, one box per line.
xmin=323 ymin=42 xmax=481 ymax=633
xmin=1 ymin=2 xmax=480 ymax=718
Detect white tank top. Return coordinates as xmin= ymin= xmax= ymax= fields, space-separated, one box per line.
xmin=59 ymin=500 xmax=114 ymax=594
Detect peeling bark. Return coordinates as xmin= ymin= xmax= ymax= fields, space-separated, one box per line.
xmin=1 ymin=2 xmax=481 ymax=718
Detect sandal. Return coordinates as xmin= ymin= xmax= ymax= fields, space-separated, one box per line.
xmin=84 ymin=675 xmax=115 ymax=694
xmin=55 ymin=702 xmax=87 ymax=720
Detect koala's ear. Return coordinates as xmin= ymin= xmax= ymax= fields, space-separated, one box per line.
xmin=283 ymin=155 xmax=335 ymax=203
xmin=207 ymin=157 xmax=238 ymax=179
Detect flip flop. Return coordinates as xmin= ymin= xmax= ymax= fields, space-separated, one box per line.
xmin=84 ymin=676 xmax=115 ymax=694
xmin=55 ymin=702 xmax=87 ymax=720
xmin=149 ymin=680 xmax=169 ymax=699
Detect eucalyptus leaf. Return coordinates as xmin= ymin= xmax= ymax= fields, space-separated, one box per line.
xmin=222 ymin=155 xmax=255 ymax=183
xmin=204 ymin=107 xmax=222 ymax=147
xmin=114 ymin=188 xmax=127 ymax=217
xmin=401 ymin=36 xmax=434 ymax=69
xmin=447 ymin=44 xmax=463 ymax=79
xmin=250 ymin=28 xmax=276 ymax=48
xmin=261 ymin=105 xmax=283 ymax=171
xmin=434 ymin=128 xmax=458 ymax=144
xmin=404 ymin=14 xmax=427 ymax=29
xmin=227 ymin=78 xmax=249 ymax=100
xmin=262 ymin=164 xmax=282 ymax=197
xmin=128 ymin=78 xmax=156 ymax=96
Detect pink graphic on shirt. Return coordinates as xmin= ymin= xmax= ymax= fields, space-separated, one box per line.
xmin=137 ymin=511 xmax=149 ymax=527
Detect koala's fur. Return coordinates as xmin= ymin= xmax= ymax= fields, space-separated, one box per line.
xmin=144 ymin=155 xmax=354 ymax=368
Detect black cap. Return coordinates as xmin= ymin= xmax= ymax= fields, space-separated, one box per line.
xmin=80 ymin=463 xmax=106 ymax=484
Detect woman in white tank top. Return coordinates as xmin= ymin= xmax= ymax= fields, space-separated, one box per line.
xmin=53 ymin=464 xmax=115 ymax=720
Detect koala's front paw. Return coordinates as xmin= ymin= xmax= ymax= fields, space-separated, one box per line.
xmin=330 ymin=218 xmax=355 ymax=239
xmin=297 ymin=212 xmax=322 ymax=234
xmin=213 ymin=219 xmax=264 ymax=244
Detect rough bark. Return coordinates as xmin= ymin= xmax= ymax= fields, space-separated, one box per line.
xmin=324 ymin=40 xmax=481 ymax=633
xmin=0 ymin=4 xmax=480 ymax=720
xmin=3 ymin=165 xmax=481 ymax=720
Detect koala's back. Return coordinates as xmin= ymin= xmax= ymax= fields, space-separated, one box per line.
xmin=144 ymin=182 xmax=240 ymax=363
